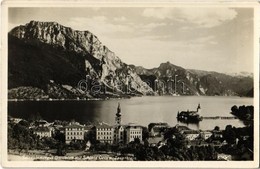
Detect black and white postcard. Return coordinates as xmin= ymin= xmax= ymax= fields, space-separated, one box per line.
xmin=1 ymin=0 xmax=259 ymax=168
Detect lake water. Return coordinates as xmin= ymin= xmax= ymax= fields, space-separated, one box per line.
xmin=8 ymin=96 xmax=253 ymax=130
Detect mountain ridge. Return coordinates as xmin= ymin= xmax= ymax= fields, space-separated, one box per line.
xmin=8 ymin=21 xmax=253 ymax=99
xmin=8 ymin=20 xmax=153 ymax=99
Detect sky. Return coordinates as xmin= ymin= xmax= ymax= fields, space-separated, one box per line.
xmin=8 ymin=7 xmax=254 ymax=74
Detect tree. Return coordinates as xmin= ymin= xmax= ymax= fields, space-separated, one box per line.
xmin=84 ymin=130 xmax=96 ymax=144
xmin=231 ymin=105 xmax=238 ymax=113
xmin=214 ymin=126 xmax=220 ymax=131
xmin=56 ymin=143 xmax=67 ymax=156
xmin=18 ymin=120 xmax=30 ymax=127
xmin=223 ymin=125 xmax=236 ymax=144
xmin=53 ymin=130 xmax=65 ymax=143
xmin=70 ymin=140 xmax=86 ymax=150
xmin=134 ymin=138 xmax=141 ymax=144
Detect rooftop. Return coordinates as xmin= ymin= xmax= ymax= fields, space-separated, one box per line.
xmin=96 ymin=123 xmax=113 ymax=129
xmin=183 ymin=130 xmax=200 ymax=135
xmin=175 ymin=125 xmax=191 ymax=131
xmin=34 ymin=127 xmax=50 ymax=132
xmin=65 ymin=124 xmax=84 ymax=128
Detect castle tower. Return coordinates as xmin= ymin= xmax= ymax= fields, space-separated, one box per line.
xmin=115 ymin=103 xmax=122 ymax=125
xmin=197 ymin=103 xmax=201 ymax=114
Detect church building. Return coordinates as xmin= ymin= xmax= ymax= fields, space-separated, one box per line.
xmin=114 ymin=103 xmax=125 ymax=144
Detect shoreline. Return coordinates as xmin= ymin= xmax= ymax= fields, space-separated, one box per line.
xmin=7 ymin=95 xmax=252 ymax=102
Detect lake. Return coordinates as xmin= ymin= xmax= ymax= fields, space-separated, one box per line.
xmin=8 ymin=96 xmax=253 ymax=130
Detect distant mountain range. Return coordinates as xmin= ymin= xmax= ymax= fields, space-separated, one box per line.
xmin=8 ymin=21 xmax=253 ymax=99
xmin=131 ymin=63 xmax=253 ymax=97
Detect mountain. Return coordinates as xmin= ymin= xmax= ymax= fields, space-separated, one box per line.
xmin=133 ymin=62 xmax=253 ymax=97
xmin=8 ymin=21 xmax=153 ymax=100
xmin=8 ymin=21 xmax=253 ymax=99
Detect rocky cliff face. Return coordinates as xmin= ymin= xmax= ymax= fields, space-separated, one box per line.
xmin=8 ymin=21 xmax=153 ymax=99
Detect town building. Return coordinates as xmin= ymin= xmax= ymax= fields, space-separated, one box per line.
xmin=96 ymin=124 xmax=114 ymax=144
xmin=33 ymin=127 xmax=52 ymax=139
xmin=175 ymin=124 xmax=191 ymax=133
xmin=125 ymin=124 xmax=143 ymax=143
xmin=65 ymin=122 xmax=84 ymax=144
xmin=200 ymin=131 xmax=213 ymax=140
xmin=212 ymin=130 xmax=223 ymax=139
xmin=182 ymin=130 xmax=200 ymax=141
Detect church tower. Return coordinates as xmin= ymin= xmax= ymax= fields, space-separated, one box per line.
xmin=197 ymin=103 xmax=201 ymax=114
xmin=115 ymin=103 xmax=122 ymax=125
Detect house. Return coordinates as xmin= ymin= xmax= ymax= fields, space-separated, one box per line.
xmin=182 ymin=130 xmax=200 ymax=141
xmin=33 ymin=127 xmax=52 ymax=139
xmin=125 ymin=124 xmax=142 ymax=143
xmin=212 ymin=130 xmax=223 ymax=139
xmin=96 ymin=124 xmax=114 ymax=144
xmin=175 ymin=124 xmax=191 ymax=133
xmin=148 ymin=123 xmax=169 ymax=137
xmin=65 ymin=122 xmax=84 ymax=144
xmin=200 ymin=131 xmax=212 ymax=140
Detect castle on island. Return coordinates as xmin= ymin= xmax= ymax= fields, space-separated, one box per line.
xmin=177 ymin=103 xmax=202 ymax=122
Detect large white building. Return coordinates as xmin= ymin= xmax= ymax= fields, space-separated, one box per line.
xmin=125 ymin=124 xmax=143 ymax=143
xmin=96 ymin=124 xmax=114 ymax=144
xmin=95 ymin=103 xmax=143 ymax=144
xmin=65 ymin=122 xmax=84 ymax=144
xmin=33 ymin=127 xmax=52 ymax=139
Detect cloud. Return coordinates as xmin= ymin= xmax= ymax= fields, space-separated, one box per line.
xmin=114 ymin=16 xmax=126 ymax=22
xmin=143 ymin=8 xmax=173 ymax=19
xmin=139 ymin=22 xmax=167 ymax=32
xmin=142 ymin=7 xmax=238 ymax=28
xmin=66 ymin=16 xmax=133 ymax=36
